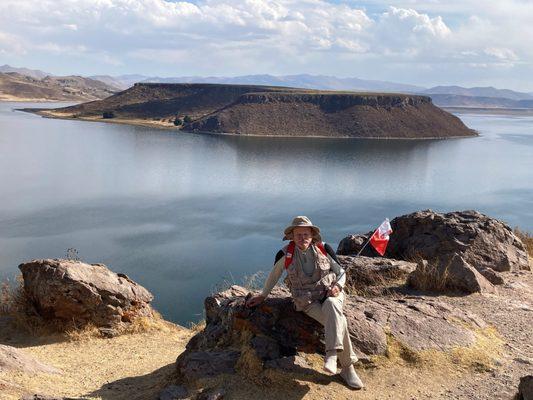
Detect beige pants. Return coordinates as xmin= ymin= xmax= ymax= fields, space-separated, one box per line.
xmin=304 ymin=292 xmax=358 ymax=367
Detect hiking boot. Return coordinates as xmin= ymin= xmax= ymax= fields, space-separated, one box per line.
xmin=323 ymin=350 xmax=338 ymax=374
xmin=340 ymin=365 xmax=364 ymax=389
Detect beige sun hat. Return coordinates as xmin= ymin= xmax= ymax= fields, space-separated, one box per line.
xmin=283 ymin=216 xmax=322 ymax=242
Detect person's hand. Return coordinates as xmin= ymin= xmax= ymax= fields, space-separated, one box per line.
xmin=245 ymin=294 xmax=266 ymax=308
xmin=327 ymin=284 xmax=341 ymax=297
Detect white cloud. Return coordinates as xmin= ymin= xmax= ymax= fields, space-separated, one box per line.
xmin=0 ymin=0 xmax=531 ymax=89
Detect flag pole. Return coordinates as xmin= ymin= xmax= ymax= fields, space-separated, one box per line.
xmin=330 ymin=226 xmax=379 ymax=290
xmin=355 ymin=227 xmax=379 ymax=256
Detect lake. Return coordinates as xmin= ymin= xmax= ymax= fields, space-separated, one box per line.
xmin=0 ymin=102 xmax=532 ymax=325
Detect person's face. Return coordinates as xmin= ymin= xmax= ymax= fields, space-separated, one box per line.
xmin=293 ymin=227 xmax=313 ymax=250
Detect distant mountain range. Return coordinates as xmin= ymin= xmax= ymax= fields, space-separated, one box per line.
xmin=0 ymin=71 xmax=118 ymax=102
xmin=2 ymin=64 xmax=533 ymax=108
xmin=0 ymin=64 xmax=50 ymax=80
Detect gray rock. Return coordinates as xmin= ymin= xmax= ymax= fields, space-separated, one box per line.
xmin=0 ymin=344 xmax=60 ymax=375
xmin=518 ymin=375 xmax=533 ymax=400
xmin=175 ymin=350 xmax=240 ymax=381
xmin=19 ymin=259 xmax=154 ymax=328
xmin=338 ymin=210 xmax=530 ymax=293
xmin=159 ymin=384 xmax=189 ymax=400
xmin=408 ymin=254 xmax=497 ymax=294
xmin=264 ymin=355 xmax=312 ymax=372
xmin=197 ymin=388 xmax=225 ymax=400
xmin=177 ymin=285 xmax=486 ymax=381
xmin=337 ymin=255 xmax=416 ymax=291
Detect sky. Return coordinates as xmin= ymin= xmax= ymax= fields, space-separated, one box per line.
xmin=0 ymin=0 xmax=532 ymax=90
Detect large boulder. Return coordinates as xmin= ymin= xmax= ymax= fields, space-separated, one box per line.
xmin=19 ymin=259 xmax=154 ymax=328
xmin=176 ymin=285 xmax=486 ymax=382
xmin=337 ymin=255 xmax=416 ymax=293
xmin=0 ymin=344 xmax=60 ymax=375
xmin=337 ymin=210 xmax=530 ymax=293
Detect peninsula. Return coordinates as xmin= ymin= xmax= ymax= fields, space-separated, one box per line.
xmin=26 ymin=83 xmax=477 ymax=138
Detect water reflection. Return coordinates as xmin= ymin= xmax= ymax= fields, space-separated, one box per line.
xmin=0 ymin=103 xmax=532 ymax=324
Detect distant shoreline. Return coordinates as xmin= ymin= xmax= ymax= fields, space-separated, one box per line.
xmin=443 ymin=106 xmax=533 ymax=116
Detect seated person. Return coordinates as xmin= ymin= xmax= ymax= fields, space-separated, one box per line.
xmin=246 ymin=216 xmax=363 ymax=389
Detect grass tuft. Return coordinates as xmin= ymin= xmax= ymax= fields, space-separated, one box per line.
xmin=406 ymin=256 xmax=451 ymax=292
xmin=514 ymin=227 xmax=533 ymax=258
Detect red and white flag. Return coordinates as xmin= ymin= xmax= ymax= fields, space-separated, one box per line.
xmin=369 ymin=218 xmax=393 ymax=256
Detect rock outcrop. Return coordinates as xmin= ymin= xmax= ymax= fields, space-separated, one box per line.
xmin=337 ymin=255 xmax=416 ymax=294
xmin=176 ymin=285 xmax=486 ymax=383
xmin=0 ymin=344 xmax=60 ymax=375
xmin=338 ymin=210 xmax=530 ymax=293
xmin=186 ymin=91 xmax=476 ymax=138
xmin=19 ymin=259 xmax=154 ymax=328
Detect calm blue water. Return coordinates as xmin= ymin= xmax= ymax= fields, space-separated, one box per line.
xmin=0 ymin=103 xmax=532 ymax=324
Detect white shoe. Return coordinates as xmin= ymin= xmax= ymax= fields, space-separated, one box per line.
xmin=340 ymin=365 xmax=364 ymax=389
xmin=324 ymin=351 xmax=338 ymax=374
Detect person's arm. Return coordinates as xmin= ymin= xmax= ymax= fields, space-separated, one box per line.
xmin=246 ymin=256 xmax=285 ymax=307
xmin=261 ymin=256 xmax=285 ymax=297
xmin=324 ymin=243 xmax=341 ymax=264
xmin=327 ymin=254 xmax=346 ymax=289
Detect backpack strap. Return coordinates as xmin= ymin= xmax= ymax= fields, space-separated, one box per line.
xmin=284 ymin=241 xmax=296 ymax=269
xmin=283 ymin=241 xmax=328 ymax=269
xmin=316 ymin=241 xmax=328 ymax=257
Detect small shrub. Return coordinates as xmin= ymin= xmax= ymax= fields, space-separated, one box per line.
xmin=65 ymin=247 xmax=81 ymax=261
xmin=174 ymin=117 xmax=183 ymax=126
xmin=183 ymin=115 xmax=192 ymax=123
xmin=102 ymin=111 xmax=115 ymax=119
xmin=407 ymin=256 xmax=451 ymax=292
xmin=514 ymin=227 xmax=533 ymax=258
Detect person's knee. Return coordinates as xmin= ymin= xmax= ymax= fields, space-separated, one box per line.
xmin=323 ymin=297 xmax=342 ymax=312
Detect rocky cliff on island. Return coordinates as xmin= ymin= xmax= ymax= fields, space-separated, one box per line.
xmin=26 ymin=83 xmax=477 ymax=138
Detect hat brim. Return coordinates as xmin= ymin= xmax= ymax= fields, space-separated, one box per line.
xmin=283 ymin=225 xmax=321 ymax=241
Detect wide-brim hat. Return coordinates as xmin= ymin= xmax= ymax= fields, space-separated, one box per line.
xmin=283 ymin=216 xmax=322 ymax=242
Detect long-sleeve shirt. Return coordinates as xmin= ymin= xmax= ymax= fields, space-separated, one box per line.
xmin=261 ymin=246 xmax=346 ymax=298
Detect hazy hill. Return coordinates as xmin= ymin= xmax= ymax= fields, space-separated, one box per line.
xmin=30 ymin=83 xmax=476 ymax=139
xmin=0 ymin=64 xmax=51 ymax=80
xmin=0 ymin=72 xmax=118 ymax=101
xmin=424 ymin=85 xmax=533 ymax=101
xmin=141 ymin=73 xmax=425 ymax=93
xmin=429 ymin=94 xmax=533 ymax=109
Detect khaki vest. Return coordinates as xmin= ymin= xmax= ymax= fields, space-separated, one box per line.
xmin=283 ymin=243 xmax=337 ymax=311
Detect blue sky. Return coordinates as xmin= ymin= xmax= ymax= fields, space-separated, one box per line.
xmin=0 ymin=0 xmax=532 ymax=91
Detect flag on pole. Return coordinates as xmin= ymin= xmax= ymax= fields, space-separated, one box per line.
xmin=369 ymin=218 xmax=393 ymax=256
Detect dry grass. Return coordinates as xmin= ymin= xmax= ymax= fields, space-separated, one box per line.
xmin=514 ymin=227 xmax=533 ymax=258
xmin=1 ymin=275 xmax=178 ymax=341
xmin=406 ymin=257 xmax=451 ymax=292
xmin=372 ymin=325 xmax=503 ymax=373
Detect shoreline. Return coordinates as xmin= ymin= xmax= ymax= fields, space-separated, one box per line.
xmin=442 ymin=106 xmax=533 ymax=116
xmin=19 ymin=108 xmax=479 ymax=140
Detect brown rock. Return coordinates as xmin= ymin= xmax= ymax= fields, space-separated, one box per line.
xmin=19 ymin=259 xmax=154 ymax=328
xmin=176 ymin=285 xmax=486 ymax=381
xmin=0 ymin=344 xmax=60 ymax=375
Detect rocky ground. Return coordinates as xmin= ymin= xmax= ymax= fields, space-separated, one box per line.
xmin=1 ymin=210 xmax=531 ymax=399
xmin=1 ymin=269 xmax=530 ymax=399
